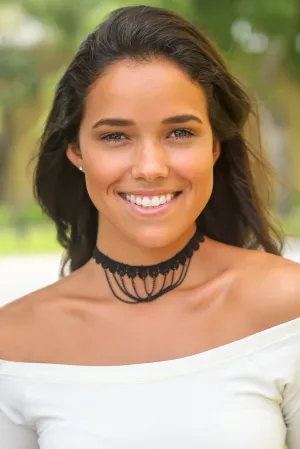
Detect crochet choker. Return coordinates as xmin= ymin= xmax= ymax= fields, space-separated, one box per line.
xmin=92 ymin=225 xmax=205 ymax=304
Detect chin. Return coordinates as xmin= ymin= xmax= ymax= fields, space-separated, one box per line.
xmin=127 ymin=224 xmax=188 ymax=250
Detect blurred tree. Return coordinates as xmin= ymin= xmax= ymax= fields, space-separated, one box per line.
xmin=15 ymin=0 xmax=126 ymax=51
xmin=0 ymin=50 xmax=38 ymax=201
xmin=176 ymin=0 xmax=300 ymax=75
xmin=12 ymin=0 xmax=300 ymax=82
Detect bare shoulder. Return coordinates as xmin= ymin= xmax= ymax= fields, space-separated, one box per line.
xmin=231 ymin=248 xmax=300 ymax=328
xmin=0 ymin=265 xmax=100 ymax=363
xmin=0 ymin=283 xmax=63 ymax=362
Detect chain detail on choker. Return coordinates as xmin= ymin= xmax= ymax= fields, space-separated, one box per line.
xmin=92 ymin=226 xmax=205 ymax=304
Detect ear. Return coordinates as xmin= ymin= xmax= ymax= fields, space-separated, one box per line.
xmin=66 ymin=143 xmax=83 ymax=170
xmin=213 ymin=140 xmax=221 ymax=165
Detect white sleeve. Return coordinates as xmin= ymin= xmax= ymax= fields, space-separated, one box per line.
xmin=282 ymin=355 xmax=300 ymax=449
xmin=0 ymin=406 xmax=39 ymax=449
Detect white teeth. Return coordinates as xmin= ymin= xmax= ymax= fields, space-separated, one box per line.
xmin=152 ymin=196 xmax=160 ymax=206
xmin=142 ymin=197 xmax=151 ymax=207
xmin=123 ymin=193 xmax=176 ymax=207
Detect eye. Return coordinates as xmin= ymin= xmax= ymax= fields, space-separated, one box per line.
xmin=100 ymin=128 xmax=195 ymax=145
xmin=100 ymin=132 xmax=126 ymax=143
xmin=169 ymin=128 xmax=195 ymax=140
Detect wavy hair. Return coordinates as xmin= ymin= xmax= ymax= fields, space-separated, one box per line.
xmin=32 ymin=5 xmax=284 ymax=277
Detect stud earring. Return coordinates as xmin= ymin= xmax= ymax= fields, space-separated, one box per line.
xmin=79 ymin=165 xmax=83 ymax=171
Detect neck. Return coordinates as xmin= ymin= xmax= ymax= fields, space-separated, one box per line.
xmin=83 ymin=221 xmax=218 ymax=305
xmin=94 ymin=220 xmax=197 ymax=267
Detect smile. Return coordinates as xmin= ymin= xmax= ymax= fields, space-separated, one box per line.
xmin=119 ymin=192 xmax=181 ymax=208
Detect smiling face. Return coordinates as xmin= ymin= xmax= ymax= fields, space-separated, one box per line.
xmin=67 ymin=57 xmax=220 ymax=255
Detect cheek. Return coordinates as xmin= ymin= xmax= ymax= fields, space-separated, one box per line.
xmin=190 ymin=163 xmax=214 ymax=206
xmin=174 ymin=144 xmax=214 ymax=187
xmin=83 ymin=147 xmax=127 ymax=206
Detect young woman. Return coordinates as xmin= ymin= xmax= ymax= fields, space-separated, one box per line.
xmin=0 ymin=5 xmax=299 ymax=449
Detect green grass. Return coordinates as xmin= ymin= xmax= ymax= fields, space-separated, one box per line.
xmin=0 ymin=225 xmax=61 ymax=254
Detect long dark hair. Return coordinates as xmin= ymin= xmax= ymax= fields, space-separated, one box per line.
xmin=32 ymin=5 xmax=284 ymax=278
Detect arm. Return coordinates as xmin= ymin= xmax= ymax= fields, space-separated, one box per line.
xmin=0 ymin=406 xmax=39 ymax=449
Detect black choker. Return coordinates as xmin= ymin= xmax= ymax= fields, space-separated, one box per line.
xmin=92 ymin=226 xmax=205 ymax=304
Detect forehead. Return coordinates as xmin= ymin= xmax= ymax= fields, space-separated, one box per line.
xmin=84 ymin=58 xmax=209 ymax=122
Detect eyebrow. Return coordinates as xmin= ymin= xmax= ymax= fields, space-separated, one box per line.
xmin=92 ymin=114 xmax=203 ymax=129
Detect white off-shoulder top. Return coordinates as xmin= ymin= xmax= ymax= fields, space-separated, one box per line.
xmin=0 ymin=316 xmax=300 ymax=449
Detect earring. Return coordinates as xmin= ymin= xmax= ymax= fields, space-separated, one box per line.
xmin=79 ymin=165 xmax=83 ymax=171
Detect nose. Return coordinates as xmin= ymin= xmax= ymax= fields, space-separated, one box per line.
xmin=131 ymin=140 xmax=169 ymax=181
